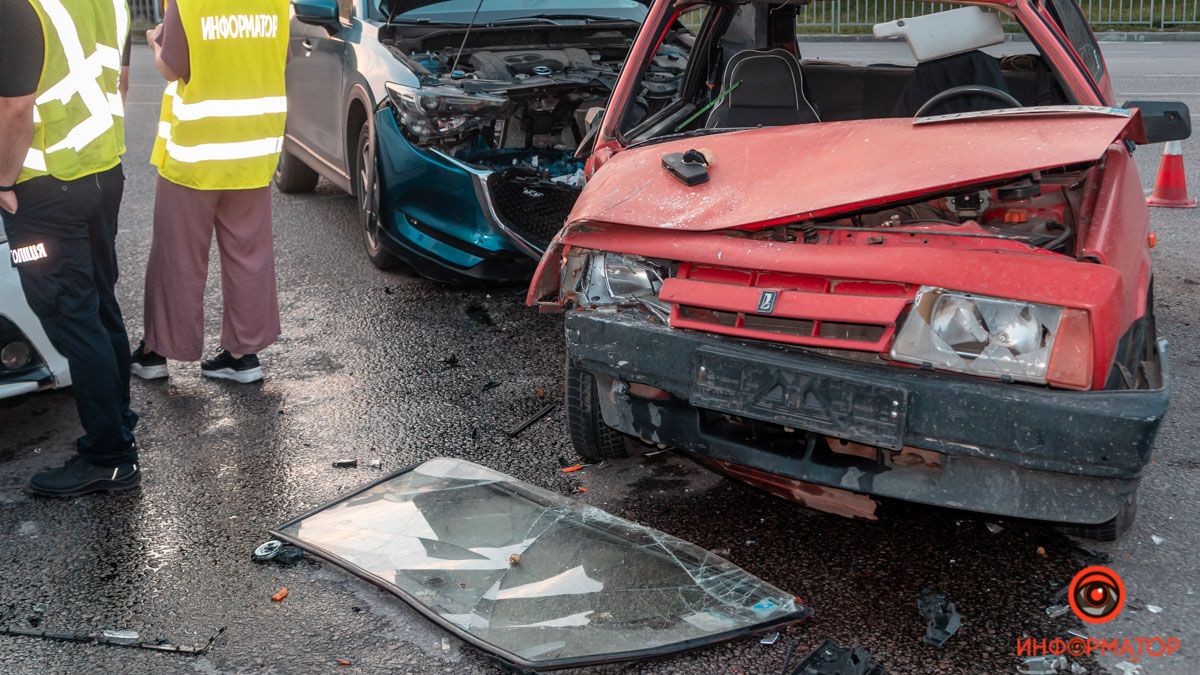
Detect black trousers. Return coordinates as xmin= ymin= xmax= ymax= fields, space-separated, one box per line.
xmin=2 ymin=164 xmax=138 ymax=466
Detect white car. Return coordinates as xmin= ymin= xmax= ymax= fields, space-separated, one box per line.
xmin=0 ymin=235 xmax=70 ymax=399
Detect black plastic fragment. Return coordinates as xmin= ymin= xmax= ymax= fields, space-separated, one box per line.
xmin=274 ymin=545 xmax=304 ymax=565
xmin=787 ymin=639 xmax=886 ymax=675
xmin=505 ymin=404 xmax=556 ymax=438
xmin=917 ymin=589 xmax=961 ymax=648
xmin=332 ymin=459 xmax=358 ymax=468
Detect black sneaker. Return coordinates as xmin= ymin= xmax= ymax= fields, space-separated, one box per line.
xmin=131 ymin=340 xmax=169 ymax=380
xmin=30 ymin=454 xmax=141 ymax=497
xmin=201 ymin=350 xmax=264 ymax=383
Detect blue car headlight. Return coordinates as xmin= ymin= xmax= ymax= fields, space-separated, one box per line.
xmin=385 ymin=82 xmax=507 ymax=144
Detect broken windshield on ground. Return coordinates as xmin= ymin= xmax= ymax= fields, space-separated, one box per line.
xmin=272 ymin=458 xmax=807 ymax=670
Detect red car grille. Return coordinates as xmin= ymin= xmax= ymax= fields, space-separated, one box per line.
xmin=661 ymin=265 xmax=911 ymax=351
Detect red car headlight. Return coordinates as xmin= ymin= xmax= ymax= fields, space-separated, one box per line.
xmin=891 ymin=286 xmax=1064 ymax=385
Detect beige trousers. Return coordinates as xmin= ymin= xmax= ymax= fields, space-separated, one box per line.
xmin=143 ymin=176 xmax=280 ymax=361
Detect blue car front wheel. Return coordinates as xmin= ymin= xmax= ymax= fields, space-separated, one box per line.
xmin=355 ymin=121 xmax=403 ymax=271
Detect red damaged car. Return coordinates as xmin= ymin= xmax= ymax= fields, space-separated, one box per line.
xmin=527 ymin=0 xmax=1191 ymax=539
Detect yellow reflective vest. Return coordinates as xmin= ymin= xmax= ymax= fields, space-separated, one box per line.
xmin=151 ymin=0 xmax=289 ymax=191
xmin=19 ymin=0 xmax=129 ymax=184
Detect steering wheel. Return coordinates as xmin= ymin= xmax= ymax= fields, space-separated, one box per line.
xmin=914 ymin=85 xmax=1023 ymax=118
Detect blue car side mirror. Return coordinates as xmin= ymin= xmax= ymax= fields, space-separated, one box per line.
xmin=294 ymin=0 xmax=339 ymax=27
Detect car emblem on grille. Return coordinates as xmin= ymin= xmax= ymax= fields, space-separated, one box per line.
xmin=757 ymin=290 xmax=778 ymax=314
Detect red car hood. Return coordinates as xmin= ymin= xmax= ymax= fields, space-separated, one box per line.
xmin=573 ymin=111 xmax=1138 ymax=232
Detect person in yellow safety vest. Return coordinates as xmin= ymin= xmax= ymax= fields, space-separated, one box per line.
xmin=0 ymin=0 xmax=141 ymax=497
xmin=130 ymin=0 xmax=289 ymax=384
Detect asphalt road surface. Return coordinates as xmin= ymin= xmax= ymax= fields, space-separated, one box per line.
xmin=1 ymin=42 xmax=1197 ymax=674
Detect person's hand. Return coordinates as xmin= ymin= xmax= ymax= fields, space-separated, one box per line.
xmin=146 ymin=24 xmax=162 ymax=48
xmin=0 ymin=191 xmax=17 ymax=216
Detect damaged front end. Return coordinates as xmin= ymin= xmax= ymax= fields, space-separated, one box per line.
xmin=533 ymin=115 xmax=1170 ymax=537
xmin=373 ymin=20 xmax=689 ymax=269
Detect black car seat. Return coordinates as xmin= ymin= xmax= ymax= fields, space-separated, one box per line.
xmin=891 ymin=50 xmax=1014 ymax=117
xmin=706 ymin=48 xmax=821 ymax=128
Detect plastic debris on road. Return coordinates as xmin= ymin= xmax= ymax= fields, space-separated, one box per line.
xmin=253 ymin=539 xmax=303 ymax=565
xmin=785 ymin=639 xmax=885 ymax=675
xmin=271 ymin=588 xmax=289 ymax=602
xmin=1017 ymin=654 xmax=1086 ymax=674
xmin=332 ymin=459 xmax=358 ymax=469
xmin=1150 ymin=534 xmax=1165 ymax=545
xmin=917 ymin=589 xmax=961 ymax=648
xmin=1045 ymin=604 xmax=1071 ymax=618
xmin=253 ymin=540 xmax=283 ymax=562
xmin=275 ymin=545 xmax=304 ymax=565
xmin=27 ymin=603 xmax=46 ymax=628
xmin=100 ymin=629 xmax=140 ymax=646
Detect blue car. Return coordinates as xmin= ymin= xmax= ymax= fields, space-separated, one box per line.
xmin=278 ymin=0 xmax=690 ymax=283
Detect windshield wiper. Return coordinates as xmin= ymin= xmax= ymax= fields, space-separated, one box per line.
xmin=487 ymin=14 xmax=635 ymax=25
xmin=628 ymin=126 xmax=749 ymax=149
xmin=385 ymin=18 xmax=470 ymax=26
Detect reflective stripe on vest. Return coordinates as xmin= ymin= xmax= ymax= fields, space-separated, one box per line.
xmin=155 ymin=81 xmax=286 ymax=163
xmin=157 ymin=111 xmax=283 ymax=163
xmin=151 ymin=0 xmax=289 ymax=191
xmin=20 ymin=0 xmax=127 ymax=182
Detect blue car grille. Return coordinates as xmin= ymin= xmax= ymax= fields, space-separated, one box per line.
xmin=486 ymin=172 xmax=580 ymax=253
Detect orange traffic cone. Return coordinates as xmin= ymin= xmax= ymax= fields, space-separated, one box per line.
xmin=1147 ymin=140 xmax=1196 ymax=209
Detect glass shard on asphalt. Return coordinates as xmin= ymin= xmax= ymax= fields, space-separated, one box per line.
xmin=273 ymin=458 xmax=808 ymax=669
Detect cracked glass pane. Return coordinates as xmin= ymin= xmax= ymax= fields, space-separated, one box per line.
xmin=274 ymin=458 xmax=808 ymax=669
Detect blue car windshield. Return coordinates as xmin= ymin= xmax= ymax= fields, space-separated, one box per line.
xmin=379 ymin=0 xmax=647 ymax=24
